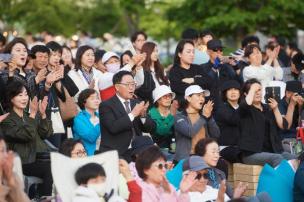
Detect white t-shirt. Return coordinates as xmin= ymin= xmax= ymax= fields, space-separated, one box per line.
xmin=243 ymin=64 xmax=283 ymax=88
xmin=188 ymin=185 xmax=230 ymax=202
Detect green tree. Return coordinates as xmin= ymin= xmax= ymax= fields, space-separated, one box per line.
xmin=166 ymin=0 xmax=304 ymax=39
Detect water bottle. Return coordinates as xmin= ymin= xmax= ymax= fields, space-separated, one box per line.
xmin=170 ymin=138 xmax=176 ymax=153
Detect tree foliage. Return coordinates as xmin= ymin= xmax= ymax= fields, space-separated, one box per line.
xmin=0 ymin=0 xmax=303 ymax=39
xmin=166 ymin=0 xmax=304 ymax=39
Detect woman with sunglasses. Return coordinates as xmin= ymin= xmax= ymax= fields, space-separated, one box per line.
xmin=194 ymin=138 xmax=249 ymax=199
xmin=182 ymin=155 xmax=230 ymax=201
xmin=135 ymin=145 xmax=196 ymax=201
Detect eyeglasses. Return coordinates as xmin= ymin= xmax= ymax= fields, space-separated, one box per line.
xmin=154 ymin=162 xmax=169 ymax=170
xmin=195 ymin=172 xmax=209 ymax=180
xmin=118 ymin=82 xmax=137 ymax=88
xmin=71 ymin=149 xmax=87 ymax=157
xmin=212 ymin=48 xmax=223 ymax=52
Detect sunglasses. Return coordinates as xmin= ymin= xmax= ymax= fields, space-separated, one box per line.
xmin=195 ymin=172 xmax=209 ymax=180
xmin=212 ymin=48 xmax=223 ymax=52
xmin=155 ymin=162 xmax=169 ymax=170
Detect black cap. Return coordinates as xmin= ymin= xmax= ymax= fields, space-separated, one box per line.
xmin=207 ymin=39 xmax=224 ymax=50
xmin=131 ymin=136 xmax=154 ymax=156
xmin=221 ymin=80 xmax=241 ymax=92
xmin=286 ymin=80 xmax=302 ymax=93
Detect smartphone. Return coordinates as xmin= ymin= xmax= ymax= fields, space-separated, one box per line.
xmin=0 ymin=53 xmax=12 ymax=63
xmin=265 ymin=86 xmax=281 ymax=103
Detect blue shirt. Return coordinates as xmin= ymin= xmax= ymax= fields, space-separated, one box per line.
xmin=193 ymin=49 xmax=209 ymax=65
xmin=73 ymin=110 xmax=101 ymax=156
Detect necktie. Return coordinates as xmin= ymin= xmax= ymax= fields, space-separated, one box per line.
xmin=124 ymin=101 xmax=131 ymax=114
xmin=124 ymin=101 xmax=136 ymax=138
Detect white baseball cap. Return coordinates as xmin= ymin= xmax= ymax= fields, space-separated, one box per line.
xmin=152 ymin=85 xmax=175 ymax=103
xmin=184 ymin=85 xmax=210 ymax=99
xmin=101 ymin=51 xmax=119 ymax=64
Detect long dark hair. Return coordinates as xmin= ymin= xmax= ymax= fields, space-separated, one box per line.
xmin=173 ymin=39 xmax=194 ymax=66
xmin=141 ymin=42 xmax=168 ymax=85
xmin=75 ymin=45 xmax=94 ymax=71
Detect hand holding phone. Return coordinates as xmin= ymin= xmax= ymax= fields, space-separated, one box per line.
xmin=265 ymin=86 xmax=281 ymax=103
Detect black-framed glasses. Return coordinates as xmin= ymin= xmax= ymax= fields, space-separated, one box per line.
xmin=212 ymin=48 xmax=223 ymax=52
xmin=195 ymin=172 xmax=209 ymax=180
xmin=118 ymin=82 xmax=137 ymax=88
xmin=154 ymin=162 xmax=169 ymax=170
xmin=71 ymin=149 xmax=87 ymax=157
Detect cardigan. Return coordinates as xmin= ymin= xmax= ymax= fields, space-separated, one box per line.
xmin=0 ymin=111 xmax=53 ymax=164
xmin=73 ymin=110 xmax=101 ymax=156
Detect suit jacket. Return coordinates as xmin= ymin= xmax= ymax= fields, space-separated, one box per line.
xmin=99 ymin=95 xmax=155 ymax=157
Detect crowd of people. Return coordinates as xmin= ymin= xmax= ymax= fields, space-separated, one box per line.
xmin=0 ymin=28 xmax=304 ymax=202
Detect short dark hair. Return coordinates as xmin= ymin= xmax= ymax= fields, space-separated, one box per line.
xmin=120 ymin=50 xmax=133 ymax=67
xmin=3 ymin=37 xmax=28 ymax=54
xmin=75 ymin=45 xmax=94 ymax=71
xmin=173 ymin=39 xmax=194 ymax=65
xmin=241 ymin=35 xmax=260 ymax=48
xmin=242 ymin=78 xmax=261 ymax=95
xmin=5 ymin=81 xmax=29 ymax=110
xmin=59 ymin=138 xmax=84 ymax=157
xmin=131 ymin=31 xmax=147 ymax=43
xmin=75 ymin=163 xmax=106 ymax=185
xmin=46 ymin=41 xmax=62 ymax=54
xmin=135 ymin=145 xmax=166 ymax=180
xmin=181 ymin=28 xmax=199 ymax=40
xmin=112 ymin=71 xmax=134 ymax=85
xmin=77 ymin=89 xmax=98 ymax=110
xmin=94 ymin=49 xmax=106 ymax=63
xmin=30 ymin=45 xmax=50 ymax=58
xmin=200 ymin=29 xmax=214 ymax=38
xmin=244 ymin=44 xmax=261 ymax=58
xmin=194 ymin=138 xmax=218 ymax=156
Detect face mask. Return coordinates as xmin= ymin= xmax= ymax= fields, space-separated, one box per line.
xmin=106 ymin=63 xmax=120 ymax=73
xmin=87 ymin=183 xmax=107 ymax=197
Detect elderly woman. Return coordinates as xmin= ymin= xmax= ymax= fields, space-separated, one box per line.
xmin=174 ymin=85 xmax=220 ymax=162
xmin=135 ymin=145 xmax=195 ymax=201
xmin=59 ymin=139 xmax=87 ymax=158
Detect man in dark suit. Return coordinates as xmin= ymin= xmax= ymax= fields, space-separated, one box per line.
xmin=99 ymin=71 xmax=155 ymax=160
